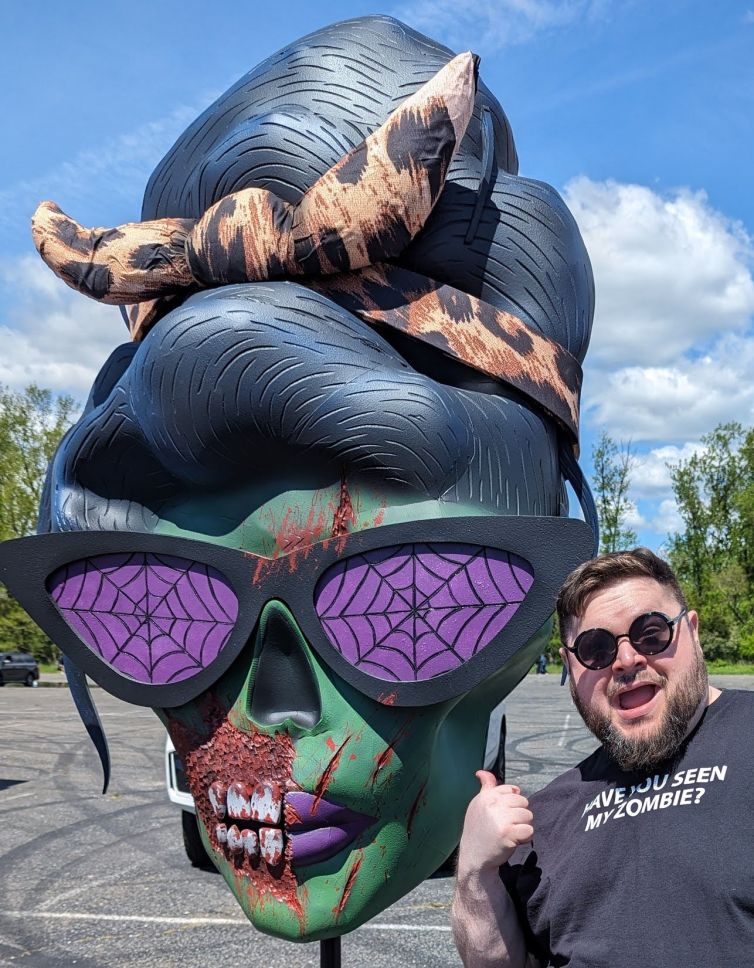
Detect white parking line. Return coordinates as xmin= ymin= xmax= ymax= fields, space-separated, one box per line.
xmin=557 ymin=713 xmax=571 ymax=747
xmin=0 ymin=911 xmax=451 ymax=931
xmin=0 ymin=791 xmax=35 ymax=803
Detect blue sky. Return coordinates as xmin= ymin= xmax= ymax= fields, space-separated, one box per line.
xmin=1 ymin=0 xmax=753 ymax=549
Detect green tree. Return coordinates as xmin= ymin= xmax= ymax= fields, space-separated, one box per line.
xmin=0 ymin=385 xmax=77 ymax=662
xmin=591 ymin=431 xmax=638 ymax=553
xmin=667 ymin=422 xmax=754 ymax=662
xmin=0 ymin=385 xmax=77 ymax=540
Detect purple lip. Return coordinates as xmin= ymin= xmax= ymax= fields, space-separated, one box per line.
xmin=286 ymin=791 xmax=375 ymax=866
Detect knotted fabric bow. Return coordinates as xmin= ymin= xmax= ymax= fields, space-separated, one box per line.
xmin=30 ymin=53 xmax=583 ymax=449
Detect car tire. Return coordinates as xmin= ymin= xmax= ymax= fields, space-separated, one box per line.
xmin=0 ymin=675 xmax=5 ymax=687
xmin=25 ymin=673 xmax=35 ymax=687
xmin=181 ymin=810 xmax=216 ymax=871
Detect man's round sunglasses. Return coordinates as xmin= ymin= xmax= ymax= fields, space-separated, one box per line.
xmin=566 ymin=608 xmax=688 ymax=671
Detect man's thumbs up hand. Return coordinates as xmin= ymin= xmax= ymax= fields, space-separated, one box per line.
xmin=456 ymin=771 xmax=534 ymax=876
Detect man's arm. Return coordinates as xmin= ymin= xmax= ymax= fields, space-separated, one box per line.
xmin=451 ymin=771 xmax=540 ymax=968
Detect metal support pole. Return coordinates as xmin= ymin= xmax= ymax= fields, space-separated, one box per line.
xmin=320 ymin=936 xmax=341 ymax=968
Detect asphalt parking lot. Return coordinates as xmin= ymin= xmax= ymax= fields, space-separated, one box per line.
xmin=1 ymin=673 xmax=750 ymax=968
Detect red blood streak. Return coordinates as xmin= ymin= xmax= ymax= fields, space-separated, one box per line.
xmin=326 ymin=737 xmax=337 ymax=752
xmin=332 ymin=472 xmax=356 ymax=537
xmin=311 ymin=735 xmax=352 ymax=814
xmin=284 ymin=801 xmax=303 ymax=826
xmin=377 ymin=691 xmax=397 ymax=706
xmin=407 ymin=781 xmax=428 ymax=837
xmin=249 ymin=499 xmax=333 ymax=583
xmin=368 ymin=717 xmax=416 ymax=786
xmin=271 ymin=502 xmax=330 ymax=563
xmin=334 ymin=850 xmax=364 ymax=918
xmin=368 ymin=745 xmax=394 ymax=785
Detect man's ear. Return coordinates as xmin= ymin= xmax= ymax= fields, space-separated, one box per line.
xmin=559 ymin=647 xmax=570 ymax=685
xmin=687 ymin=609 xmax=699 ymax=641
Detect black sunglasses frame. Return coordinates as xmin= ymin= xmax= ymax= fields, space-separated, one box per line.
xmin=0 ymin=515 xmax=593 ymax=708
xmin=566 ymin=608 xmax=688 ymax=671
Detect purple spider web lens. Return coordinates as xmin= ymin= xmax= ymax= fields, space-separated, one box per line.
xmin=314 ymin=543 xmax=534 ymax=682
xmin=47 ymin=553 xmax=239 ymax=684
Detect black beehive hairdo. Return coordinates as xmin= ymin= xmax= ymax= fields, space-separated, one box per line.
xmin=43 ymin=14 xmax=593 ymax=535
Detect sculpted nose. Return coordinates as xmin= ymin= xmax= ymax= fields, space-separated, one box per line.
xmin=247 ymin=600 xmax=322 ymax=731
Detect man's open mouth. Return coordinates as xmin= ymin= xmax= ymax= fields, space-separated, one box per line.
xmin=616 ymin=682 xmax=660 ymax=713
xmin=207 ymin=780 xmax=375 ymax=870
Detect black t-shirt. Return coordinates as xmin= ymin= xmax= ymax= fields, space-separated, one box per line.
xmin=501 ymin=689 xmax=754 ymax=967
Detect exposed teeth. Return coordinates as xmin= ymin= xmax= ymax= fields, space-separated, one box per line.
xmin=227 ymin=781 xmax=253 ymax=820
xmin=210 ymin=779 xmax=285 ymax=864
xmin=251 ymin=782 xmax=282 ymax=824
xmin=259 ymin=827 xmax=284 ymax=865
xmin=241 ymin=829 xmax=259 ymax=858
xmin=208 ymin=781 xmax=227 ymax=819
xmin=226 ymin=824 xmax=243 ymax=854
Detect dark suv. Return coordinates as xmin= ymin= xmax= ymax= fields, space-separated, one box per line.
xmin=0 ymin=652 xmax=39 ymax=687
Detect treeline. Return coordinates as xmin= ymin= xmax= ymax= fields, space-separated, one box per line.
xmin=667 ymin=424 xmax=754 ymax=662
xmin=552 ymin=426 xmax=754 ymax=665
xmin=0 ymin=386 xmax=77 ymax=663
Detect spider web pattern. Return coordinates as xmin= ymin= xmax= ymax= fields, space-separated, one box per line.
xmin=48 ymin=553 xmax=239 ymax=684
xmin=314 ymin=543 xmax=534 ymax=681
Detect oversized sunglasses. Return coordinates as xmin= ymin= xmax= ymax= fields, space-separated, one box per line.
xmin=0 ymin=516 xmax=592 ymax=708
xmin=566 ymin=608 xmax=688 ymax=671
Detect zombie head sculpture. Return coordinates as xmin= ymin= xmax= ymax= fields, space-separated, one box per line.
xmin=0 ymin=16 xmax=595 ymax=941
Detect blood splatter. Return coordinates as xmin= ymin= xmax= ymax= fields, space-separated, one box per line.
xmin=250 ymin=497 xmax=334 ymax=582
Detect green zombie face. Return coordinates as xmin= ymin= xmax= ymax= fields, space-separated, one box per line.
xmin=1 ymin=271 xmax=591 ymax=941
xmin=154 ymin=484 xmax=551 ymax=940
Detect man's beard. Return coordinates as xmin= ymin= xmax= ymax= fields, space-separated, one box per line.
xmin=570 ymin=648 xmax=708 ymax=773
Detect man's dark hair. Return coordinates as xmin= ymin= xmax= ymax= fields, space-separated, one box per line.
xmin=557 ymin=548 xmax=688 ymax=646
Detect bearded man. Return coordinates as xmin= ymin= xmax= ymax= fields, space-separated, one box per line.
xmin=451 ymin=548 xmax=754 ymax=968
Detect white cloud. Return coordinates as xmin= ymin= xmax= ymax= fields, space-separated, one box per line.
xmin=623 ymin=500 xmax=646 ymax=530
xmin=583 ymin=333 xmax=754 ymax=441
xmin=630 ymin=442 xmax=703 ymax=498
xmin=568 ymin=177 xmax=754 ymax=443
xmin=744 ymin=9 xmax=754 ymax=24
xmin=650 ymin=498 xmax=684 ymax=537
xmin=0 ymin=256 xmax=125 ymax=397
xmin=392 ymin=0 xmax=608 ymax=54
xmin=565 ymin=177 xmax=754 ymax=369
